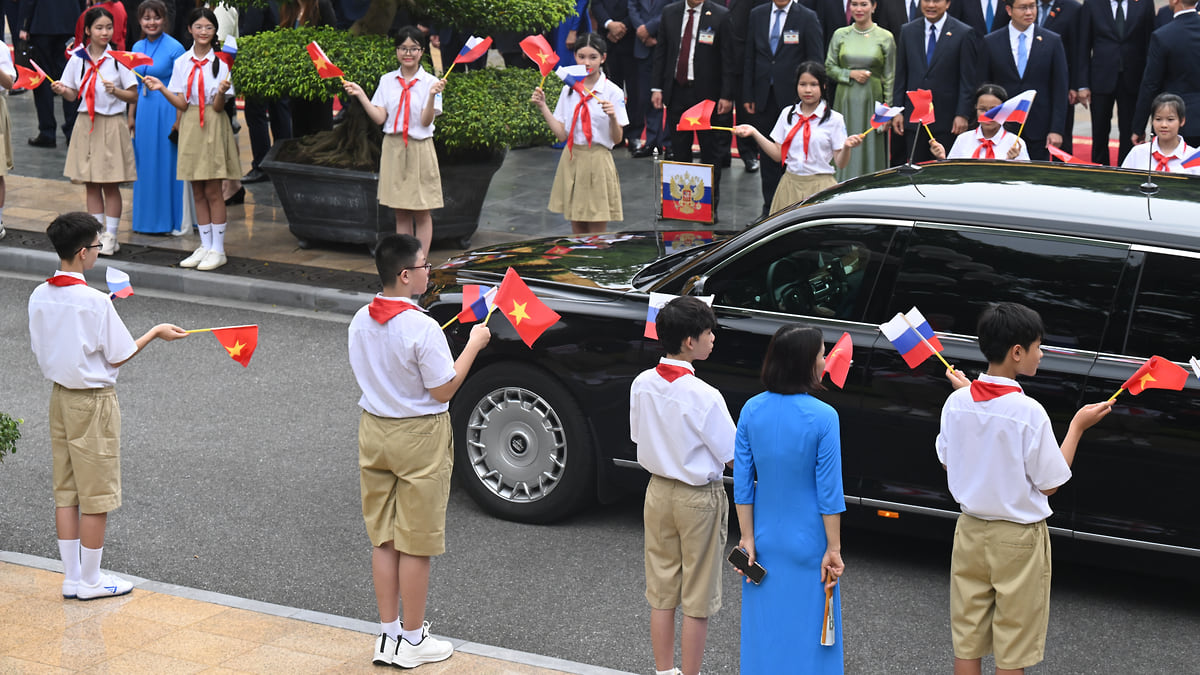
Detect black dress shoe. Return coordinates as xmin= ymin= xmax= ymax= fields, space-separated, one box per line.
xmin=27 ymin=135 xmax=56 ymax=148
xmin=631 ymin=145 xmax=655 ymax=159
xmin=743 ymin=158 xmax=760 ymax=173
xmin=224 ymin=186 xmax=245 ymax=205
xmin=242 ymin=169 xmax=268 ymax=183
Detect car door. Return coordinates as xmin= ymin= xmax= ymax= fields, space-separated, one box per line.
xmin=861 ymin=223 xmax=1130 ymax=530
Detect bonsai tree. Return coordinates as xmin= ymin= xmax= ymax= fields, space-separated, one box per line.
xmin=0 ymin=412 xmax=21 ymax=463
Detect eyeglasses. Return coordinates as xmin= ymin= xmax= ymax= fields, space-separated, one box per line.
xmin=77 ymin=243 xmax=103 ymax=254
xmin=398 ymin=46 xmax=422 ymax=54
xmin=401 ymin=263 xmax=432 ymax=273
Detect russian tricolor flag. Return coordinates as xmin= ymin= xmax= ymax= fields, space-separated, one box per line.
xmin=870 ymin=102 xmax=904 ymax=129
xmin=645 ymin=293 xmax=713 ymax=340
xmin=879 ymin=307 xmax=944 ymax=369
xmin=555 ymin=64 xmax=590 ymax=94
xmin=982 ymin=89 xmax=1036 ymax=125
xmin=455 ymin=35 xmax=493 ymax=64
xmin=106 ymin=267 xmax=133 ymax=299
xmin=457 ymin=285 xmax=496 ymax=323
xmin=1182 ymin=149 xmax=1200 ymax=169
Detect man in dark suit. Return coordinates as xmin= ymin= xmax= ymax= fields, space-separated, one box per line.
xmin=744 ymin=0 xmax=824 ymax=217
xmin=1039 ymin=0 xmax=1082 ymax=153
xmin=892 ymin=0 xmax=980 ymax=162
xmin=652 ymin=0 xmax=737 ymax=218
xmin=1077 ymin=0 xmax=1155 ymax=165
xmin=19 ymin=0 xmax=83 ymax=147
xmin=727 ymin=0 xmax=770 ymax=171
xmin=950 ymin=0 xmax=1011 ymax=34
xmin=1132 ymin=0 xmax=1200 ymax=147
xmin=981 ymin=0 xmax=1069 ymax=160
xmin=593 ymin=0 xmax=638 ymax=149
xmin=630 ymin=0 xmax=672 ymax=156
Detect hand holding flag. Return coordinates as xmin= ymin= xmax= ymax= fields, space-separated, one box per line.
xmin=105 ymin=267 xmax=133 ymax=299
xmin=490 ymin=268 xmax=561 ymax=347
xmin=29 ymin=59 xmax=56 ymax=85
xmin=880 ymin=307 xmax=952 ymax=370
xmin=444 ymin=35 xmax=492 ymax=77
xmin=519 ymin=34 xmax=559 ymax=87
xmin=442 ymin=284 xmax=497 ymax=329
xmin=822 ymin=332 xmax=853 ymax=388
xmin=1108 ymin=355 xmax=1190 ymax=401
xmin=184 ymin=324 xmax=260 ymax=367
xmin=306 ymin=41 xmax=344 ymax=79
xmin=859 ymin=102 xmax=903 ymax=137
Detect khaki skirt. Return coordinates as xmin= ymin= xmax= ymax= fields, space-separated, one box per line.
xmin=64 ymin=112 xmax=137 ymax=184
xmin=0 ymin=97 xmax=11 ymax=176
xmin=378 ymin=134 xmax=443 ymax=210
xmin=177 ymin=105 xmax=240 ymax=181
xmin=549 ymin=144 xmax=623 ymax=222
xmin=769 ymin=172 xmax=837 ymax=215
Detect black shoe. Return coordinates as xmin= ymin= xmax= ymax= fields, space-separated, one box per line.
xmin=631 ymin=144 xmax=655 ymax=159
xmin=9 ymin=88 xmax=26 ymax=96
xmin=743 ymin=158 xmax=760 ymax=173
xmin=27 ymin=135 xmax=56 ymax=148
xmin=242 ymin=169 xmax=268 ymax=183
xmin=224 ymin=186 xmax=245 ymax=205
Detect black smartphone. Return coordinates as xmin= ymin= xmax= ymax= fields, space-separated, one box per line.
xmin=727 ymin=547 xmax=766 ymax=584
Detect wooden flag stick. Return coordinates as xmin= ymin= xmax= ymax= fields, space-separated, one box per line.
xmin=440 ymin=315 xmax=459 ymax=330
xmin=442 ymin=61 xmax=457 ymax=78
xmin=1107 ymin=387 xmax=1124 ymax=402
xmin=481 ymin=303 xmax=500 ymax=326
xmin=1017 ymin=119 xmax=1027 ymax=138
xmin=899 ymin=313 xmax=955 ymax=371
xmin=184 ymin=323 xmax=256 ymax=334
xmin=924 ymin=123 xmax=936 ymax=141
xmin=30 ymin=59 xmax=57 ymax=84
xmin=539 ymin=72 xmax=548 ymax=88
xmin=709 ymin=125 xmax=735 ymax=132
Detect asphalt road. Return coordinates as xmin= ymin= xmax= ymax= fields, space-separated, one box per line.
xmin=1 ymin=273 xmax=1197 ymax=674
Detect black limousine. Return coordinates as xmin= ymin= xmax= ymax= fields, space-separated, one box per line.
xmin=422 ymin=161 xmax=1200 ymax=561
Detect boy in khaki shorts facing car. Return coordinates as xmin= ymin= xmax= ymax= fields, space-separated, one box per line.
xmin=347 ymin=233 xmax=490 ymax=669
xmin=630 ymin=297 xmax=735 ymax=675
xmin=938 ymin=302 xmax=1111 ymax=674
xmin=28 ymin=212 xmax=187 ymax=601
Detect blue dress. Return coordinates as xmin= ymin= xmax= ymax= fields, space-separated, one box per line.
xmin=734 ymin=392 xmax=846 ymax=674
xmin=131 ymin=33 xmax=186 ymax=234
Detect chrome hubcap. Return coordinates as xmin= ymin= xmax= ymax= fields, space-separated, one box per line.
xmin=465 ymin=386 xmax=567 ymax=503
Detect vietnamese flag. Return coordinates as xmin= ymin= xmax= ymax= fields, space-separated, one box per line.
xmin=492 ymin=268 xmax=561 ymax=348
xmin=1121 ymin=356 xmax=1189 ymax=396
xmin=906 ymin=89 xmax=934 ymax=125
xmin=519 ymin=35 xmax=558 ymax=76
xmin=823 ymin=332 xmax=853 ymax=388
xmin=1046 ymin=145 xmax=1099 ymax=166
xmin=109 ymin=50 xmax=153 ymax=70
xmin=677 ymin=99 xmax=715 ymax=131
xmin=306 ymin=41 xmax=344 ymax=79
xmin=13 ymin=64 xmax=46 ymax=90
xmin=211 ymin=325 xmax=259 ymax=367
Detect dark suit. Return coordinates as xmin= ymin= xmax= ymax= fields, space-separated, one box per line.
xmin=1134 ymin=11 xmax=1200 ymax=146
xmin=630 ymin=0 xmax=672 ymax=149
xmin=874 ymin=0 xmax=911 ymax=36
xmin=982 ymin=26 xmax=1068 ymax=160
xmin=652 ymin=0 xmax=737 ymax=212
xmin=19 ymin=0 xmax=83 ymax=142
xmin=950 ymin=0 xmax=1012 ymax=35
xmin=727 ymin=0 xmax=770 ymax=166
xmin=1078 ymin=0 xmax=1155 ymax=164
xmin=805 ymin=0 xmax=852 ymax=48
xmin=593 ymin=0 xmax=637 ymax=123
xmin=744 ymin=1 xmax=823 ymax=214
xmin=1040 ymin=0 xmax=1082 ymax=152
xmin=894 ymin=15 xmax=980 ymax=162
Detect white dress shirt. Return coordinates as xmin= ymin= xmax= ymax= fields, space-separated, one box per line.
xmin=167 ymin=47 xmax=235 ymax=104
xmin=28 ymin=272 xmax=138 ymax=389
xmin=1121 ymin=138 xmax=1198 ymax=174
xmin=947 ymin=126 xmax=1030 ymax=159
xmin=769 ymin=101 xmax=848 ymax=175
xmin=60 ymin=45 xmax=138 ymax=115
xmin=552 ymin=75 xmax=630 ymax=148
xmin=925 ymin=14 xmax=948 ymax=61
xmin=1008 ymin=22 xmax=1034 ymax=66
xmin=371 ymin=67 xmax=443 ymax=138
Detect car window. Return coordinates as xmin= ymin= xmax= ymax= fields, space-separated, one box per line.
xmin=888 ymin=226 xmax=1128 ymax=351
xmin=1124 ymin=251 xmax=1200 ymax=358
xmin=703 ymin=222 xmax=898 ymax=321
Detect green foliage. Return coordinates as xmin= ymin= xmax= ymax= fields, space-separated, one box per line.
xmin=233 ymin=27 xmax=395 ymax=102
xmin=437 ymin=67 xmax=561 ymax=155
xmin=0 ymin=412 xmax=21 ymax=463
xmin=416 ymin=0 xmax=577 ymax=33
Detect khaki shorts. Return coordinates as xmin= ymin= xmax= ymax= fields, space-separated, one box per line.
xmin=49 ymin=384 xmax=122 ymax=514
xmin=358 ymin=411 xmax=453 ymax=556
xmin=950 ymin=513 xmax=1052 ymax=670
xmin=643 ymin=474 xmax=728 ymax=618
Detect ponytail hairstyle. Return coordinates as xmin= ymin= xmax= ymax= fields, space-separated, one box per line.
xmin=787 ymin=61 xmax=833 ymax=126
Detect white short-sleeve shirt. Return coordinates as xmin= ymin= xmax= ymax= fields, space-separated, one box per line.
xmin=552 ymin=75 xmax=629 ymax=149
xmin=1121 ymin=138 xmax=1197 ymax=174
xmin=630 ymin=357 xmax=736 ymax=486
xmin=769 ymin=101 xmax=847 ymax=175
xmin=348 ymin=296 xmax=457 ymax=419
xmin=0 ymin=42 xmax=15 ymax=94
xmin=371 ymin=67 xmax=443 ymax=138
xmin=947 ymin=127 xmax=1029 ymax=160
xmin=28 ymin=272 xmax=138 ymax=389
xmin=60 ymin=46 xmax=138 ymax=115
xmin=935 ymin=373 xmax=1071 ymax=524
xmin=167 ymin=48 xmax=234 ymax=104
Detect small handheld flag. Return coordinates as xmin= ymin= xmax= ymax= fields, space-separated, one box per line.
xmin=675 ymin=100 xmax=733 ymax=132
xmin=491 ymin=268 xmax=561 ymax=347
xmin=823 ymin=332 xmax=853 ymax=388
xmin=982 ymin=89 xmax=1036 ymax=126
xmin=644 ymin=293 xmax=714 ymax=340
xmin=109 ymin=50 xmax=153 ymax=70
xmin=13 ymin=64 xmax=47 ymax=90
xmin=861 ymin=102 xmax=903 ymax=136
xmin=105 ymin=267 xmax=133 ymax=299
xmin=215 ymin=36 xmax=236 ymax=70
xmin=457 ymin=285 xmax=497 ymax=324
xmin=29 ymin=59 xmax=56 ymax=85
xmin=555 ymin=64 xmax=592 ymax=96
xmin=183 ymin=324 xmax=259 ymax=367
xmin=306 ymin=41 xmax=344 ymax=79
xmin=519 ymin=35 xmax=559 ymax=84
xmin=1181 ymin=149 xmax=1200 ymax=169
xmin=1046 ymin=145 xmax=1099 ymax=166
xmin=1109 ymin=355 xmax=1189 ymax=401
xmin=443 ymin=35 xmax=492 ymax=77
xmin=73 ymin=45 xmax=91 ymax=63
xmin=906 ymin=89 xmax=935 ymax=125
xmin=880 ymin=307 xmax=948 ymax=369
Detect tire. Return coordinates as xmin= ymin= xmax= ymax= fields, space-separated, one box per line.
xmin=451 ymin=363 xmax=596 ymax=523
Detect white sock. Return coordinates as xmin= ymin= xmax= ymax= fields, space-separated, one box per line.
xmin=80 ymin=545 xmax=103 ymax=586
xmin=199 ymin=224 xmax=213 ymax=250
xmin=104 ymin=215 xmax=119 ymax=236
xmin=91 ymin=213 xmax=104 ymax=229
xmin=210 ymin=222 xmax=226 ymax=254
xmin=0 ymin=206 xmax=5 ymax=224
xmin=57 ymin=539 xmax=81 ymax=582
xmin=400 ymin=626 xmax=423 ymax=645
xmin=381 ymin=619 xmax=400 ymax=641
xmin=655 ymin=669 xmax=675 ymax=675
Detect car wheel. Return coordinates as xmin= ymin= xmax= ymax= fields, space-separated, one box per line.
xmin=451 ymin=363 xmax=595 ymax=523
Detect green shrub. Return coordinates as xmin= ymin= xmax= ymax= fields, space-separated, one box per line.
xmin=234 ymin=26 xmax=395 ymax=102
xmin=438 ymin=67 xmax=561 ymax=156
xmin=417 ymin=0 xmax=577 ymax=34
xmin=0 ymin=412 xmax=21 ymax=463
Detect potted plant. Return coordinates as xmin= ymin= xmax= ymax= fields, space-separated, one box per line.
xmin=0 ymin=412 xmax=21 ymax=463
xmin=234 ymin=0 xmax=574 ymax=250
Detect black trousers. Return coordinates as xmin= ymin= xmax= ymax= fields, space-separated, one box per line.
xmin=749 ymin=90 xmax=784 ymax=218
xmin=630 ymin=56 xmax=669 ymax=149
xmin=1089 ymin=76 xmax=1138 ymax=166
xmin=30 ymin=33 xmax=78 ymax=141
xmin=667 ymin=84 xmax=730 ymax=214
xmin=244 ymin=97 xmax=292 ymax=170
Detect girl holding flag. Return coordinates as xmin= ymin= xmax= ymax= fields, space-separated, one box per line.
xmin=929 ymin=84 xmax=1028 ymax=161
xmin=143 ymin=7 xmax=240 ymax=271
xmin=50 ymin=6 xmax=139 ymax=257
xmin=1120 ymin=94 xmax=1198 ymax=174
xmin=530 ymin=33 xmax=627 ymax=235
xmin=734 ymin=62 xmax=861 ymax=215
xmin=342 ymin=26 xmax=446 ymax=254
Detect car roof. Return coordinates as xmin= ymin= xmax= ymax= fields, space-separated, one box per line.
xmin=796 ymin=160 xmax=1200 ymax=253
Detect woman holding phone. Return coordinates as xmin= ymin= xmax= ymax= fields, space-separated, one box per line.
xmin=734 ymin=325 xmax=845 ymax=673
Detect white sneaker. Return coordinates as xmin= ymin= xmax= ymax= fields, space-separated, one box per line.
xmin=62 ymin=578 xmax=78 ymax=599
xmin=76 ymin=572 xmax=133 ymax=600
xmin=99 ymin=231 xmax=119 ymax=255
xmin=0 ymin=224 xmax=6 ymax=240
xmin=196 ymin=249 xmax=227 ymax=271
xmin=372 ymin=634 xmax=397 ymax=666
xmin=179 ymin=247 xmax=209 ymax=268
xmin=392 ymin=623 xmax=453 ymax=668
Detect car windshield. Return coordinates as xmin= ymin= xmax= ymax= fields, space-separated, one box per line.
xmin=632 ymin=237 xmax=732 ymax=290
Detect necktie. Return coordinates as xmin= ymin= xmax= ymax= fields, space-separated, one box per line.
xmin=1152 ymin=150 xmax=1171 ymax=172
xmin=656 ymin=363 xmax=693 ymax=382
xmin=1039 ymin=1 xmax=1051 ymax=26
xmin=972 ymin=138 xmax=996 ymax=158
xmin=676 ymin=8 xmax=696 ymax=84
xmin=80 ymin=56 xmax=107 ymax=132
xmin=46 ymin=275 xmax=88 ymax=287
xmin=187 ymin=57 xmax=208 ymax=127
xmin=368 ymin=297 xmax=418 ymax=324
xmin=770 ymin=8 xmax=783 ymax=53
xmin=568 ymin=91 xmax=594 ymax=154
xmin=927 ymin=24 xmax=937 ymax=67
xmin=780 ymin=111 xmax=815 ymax=164
xmin=985 ymin=0 xmax=994 ymax=31
xmin=1017 ymin=33 xmax=1028 ymax=77
xmin=393 ymin=76 xmax=418 ymax=144
xmin=1115 ymin=0 xmax=1125 ymax=38
xmin=910 ymin=0 xmax=919 ymax=20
